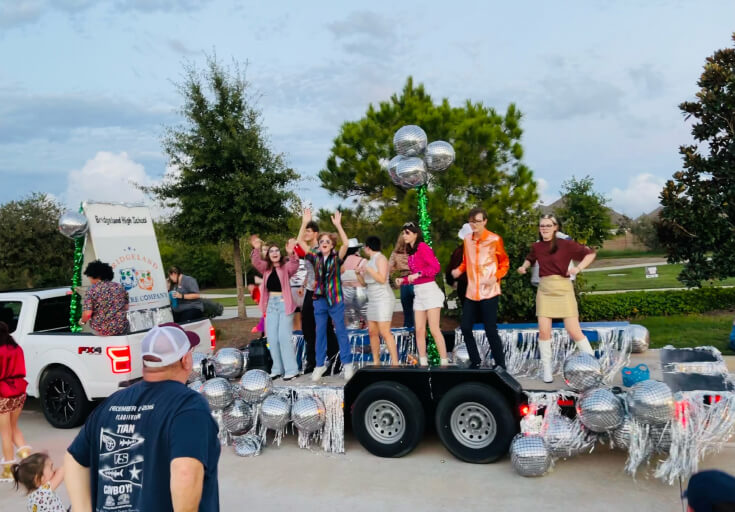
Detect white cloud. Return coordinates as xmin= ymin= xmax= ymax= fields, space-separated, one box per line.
xmin=535 ymin=177 xmax=557 ymax=206
xmin=609 ymin=173 xmax=666 ymax=218
xmin=64 ymin=151 xmax=157 ymax=210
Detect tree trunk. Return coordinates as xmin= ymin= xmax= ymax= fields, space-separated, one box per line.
xmin=233 ymin=237 xmax=246 ymax=319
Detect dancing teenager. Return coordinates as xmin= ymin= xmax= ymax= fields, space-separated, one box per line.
xmin=250 ymin=237 xmax=300 ymax=380
xmin=451 ymin=208 xmax=509 ymax=369
xmin=357 ymin=236 xmax=399 ymax=365
xmin=395 ymin=222 xmax=448 ymax=366
xmin=517 ymin=214 xmax=596 ymax=383
xmin=298 ymin=210 xmax=355 ymax=381
xmin=389 ymin=234 xmax=414 ymax=328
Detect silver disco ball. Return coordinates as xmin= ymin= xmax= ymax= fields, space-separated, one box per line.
xmin=260 ymin=395 xmax=291 ymax=431
xmin=541 ymin=415 xmax=581 ymax=458
xmin=292 ymin=395 xmax=326 ymax=434
xmin=233 ymin=434 xmax=263 ymax=457
xmin=214 ymin=348 xmax=244 ymax=379
xmin=388 ymin=155 xmax=406 ymax=185
xmin=58 ymin=211 xmax=89 ymax=239
xmin=563 ymin=353 xmax=603 ymax=392
xmin=576 ymin=388 xmax=624 ymax=433
xmin=202 ymin=377 xmax=234 ymax=410
xmin=611 ymin=415 xmax=634 ymax=450
xmin=222 ymin=399 xmax=253 ymax=436
xmin=238 ymin=369 xmax=273 ymax=403
xmin=187 ymin=379 xmax=204 ymax=393
xmin=510 ymin=434 xmax=551 ymax=477
xmin=393 ymin=125 xmax=428 ymax=157
xmin=623 ymin=325 xmax=650 ymax=353
xmin=452 ymin=343 xmax=471 ymax=368
xmin=190 ymin=352 xmax=208 ymax=381
xmin=395 ymin=156 xmax=428 ymax=189
xmin=627 ymin=380 xmax=674 ymax=426
xmin=424 ymin=140 xmax=455 ymax=172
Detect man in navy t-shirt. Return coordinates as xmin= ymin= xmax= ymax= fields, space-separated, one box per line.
xmin=65 ymin=323 xmax=220 ymax=511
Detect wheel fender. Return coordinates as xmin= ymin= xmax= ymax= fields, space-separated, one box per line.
xmin=33 ymin=350 xmax=90 ymax=400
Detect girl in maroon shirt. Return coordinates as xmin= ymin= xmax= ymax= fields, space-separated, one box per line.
xmin=0 ymin=321 xmax=31 ymax=481
xmin=517 ymin=215 xmax=597 ymax=383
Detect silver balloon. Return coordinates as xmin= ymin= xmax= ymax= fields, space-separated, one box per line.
xmin=58 ymin=211 xmax=89 ymax=239
xmin=542 ymin=415 xmax=582 ymax=458
xmin=202 ymin=377 xmax=233 ymax=410
xmin=424 ymin=141 xmax=455 ymax=172
xmin=393 ymin=125 xmax=428 ymax=157
xmin=510 ymin=434 xmax=551 ymax=477
xmin=651 ymin=424 xmax=672 ymax=453
xmin=187 ymin=379 xmax=204 ymax=393
xmin=292 ymin=395 xmax=326 ymax=433
xmin=189 ymin=352 xmax=208 ymax=381
xmin=611 ymin=415 xmax=634 ymax=450
xmin=233 ymin=434 xmax=263 ymax=457
xmin=214 ymin=348 xmax=244 ymax=379
xmin=577 ymin=388 xmax=624 ymax=433
xmin=563 ymin=353 xmax=603 ymax=392
xmin=238 ymin=369 xmax=273 ymax=403
xmin=259 ymin=395 xmax=291 ymax=431
xmin=211 ymin=410 xmax=231 ymax=446
xmin=222 ymin=399 xmax=254 ymax=436
xmin=452 ymin=343 xmax=471 ymax=369
xmin=388 ymin=155 xmax=406 ymax=185
xmin=627 ymin=380 xmax=674 ymax=426
xmin=624 ymin=325 xmax=650 ymax=353
xmin=395 ymin=156 xmax=428 ymax=189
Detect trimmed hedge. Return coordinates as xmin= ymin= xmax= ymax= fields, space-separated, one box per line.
xmin=579 ymin=287 xmax=735 ymax=320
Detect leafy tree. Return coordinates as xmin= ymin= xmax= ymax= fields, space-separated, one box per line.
xmin=147 ymin=57 xmax=298 ymax=317
xmin=660 ymin=33 xmax=735 ymax=287
xmin=555 ymin=175 xmax=614 ymax=247
xmin=0 ymin=193 xmax=73 ymax=290
xmin=631 ymin=216 xmax=663 ymax=252
xmin=319 ymin=77 xmax=538 ymax=276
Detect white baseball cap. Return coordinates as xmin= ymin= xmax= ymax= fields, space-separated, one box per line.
xmin=141 ymin=324 xmax=200 ymax=367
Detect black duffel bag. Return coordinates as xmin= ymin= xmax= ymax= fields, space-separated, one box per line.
xmin=245 ymin=336 xmax=273 ymax=373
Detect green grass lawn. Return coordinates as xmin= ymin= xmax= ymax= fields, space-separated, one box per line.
xmin=636 ymin=311 xmax=734 ymax=355
xmin=595 ymin=249 xmax=666 ymax=258
xmin=202 ymin=287 xmax=238 ymax=294
xmin=583 ymin=263 xmax=735 ymax=291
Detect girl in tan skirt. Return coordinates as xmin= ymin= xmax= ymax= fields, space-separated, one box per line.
xmin=517 ymin=215 xmax=597 ymax=382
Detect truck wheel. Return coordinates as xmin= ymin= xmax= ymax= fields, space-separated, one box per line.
xmin=352 ymin=381 xmax=425 ymax=458
xmin=435 ymin=382 xmax=516 ymax=463
xmin=40 ymin=368 xmax=92 ymax=429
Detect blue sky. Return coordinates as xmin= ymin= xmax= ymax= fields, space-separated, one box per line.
xmin=1 ymin=0 xmax=734 ymax=218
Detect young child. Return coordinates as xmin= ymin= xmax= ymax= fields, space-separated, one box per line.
xmin=12 ymin=452 xmax=66 ymax=512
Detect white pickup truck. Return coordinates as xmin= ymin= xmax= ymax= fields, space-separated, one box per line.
xmin=0 ymin=287 xmax=215 ymax=428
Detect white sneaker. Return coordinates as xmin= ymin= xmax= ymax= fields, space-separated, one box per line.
xmin=343 ymin=363 xmax=355 ymax=381
xmin=311 ymin=366 xmax=327 ymax=382
xmin=419 ymin=356 xmax=429 ymax=366
xmin=439 ymin=358 xmax=449 ymax=367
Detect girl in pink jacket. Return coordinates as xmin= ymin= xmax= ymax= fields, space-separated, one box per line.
xmin=395 ymin=222 xmax=448 ymax=366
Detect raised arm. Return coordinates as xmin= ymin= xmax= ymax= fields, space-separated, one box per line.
xmin=284 ymin=239 xmax=300 ymax=276
xmin=296 ymin=208 xmax=312 ymax=253
xmin=249 ymin=235 xmax=269 ymax=274
xmin=332 ymin=211 xmax=350 ymax=260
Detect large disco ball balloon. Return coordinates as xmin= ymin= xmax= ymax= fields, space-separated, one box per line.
xmin=541 ymin=415 xmax=582 ymax=458
xmin=260 ymin=395 xmax=291 ymax=431
xmin=58 ymin=211 xmax=89 ymax=239
xmin=452 ymin=343 xmax=471 ymax=369
xmin=395 ymin=157 xmax=428 ymax=189
xmin=233 ymin=434 xmax=263 ymax=457
xmin=623 ymin=325 xmax=650 ymax=353
xmin=627 ymin=380 xmax=674 ymax=426
xmin=611 ymin=415 xmax=634 ymax=450
xmin=563 ymin=353 xmax=603 ymax=392
xmin=187 ymin=379 xmax=204 ymax=394
xmin=189 ymin=352 xmax=208 ymax=382
xmin=576 ymin=388 xmax=624 ymax=433
xmin=388 ymin=155 xmax=406 ymax=185
xmin=223 ymin=399 xmax=253 ymax=436
xmin=424 ymin=141 xmax=455 ymax=172
xmin=202 ymin=377 xmax=233 ymax=410
xmin=292 ymin=395 xmax=326 ymax=433
xmin=214 ymin=348 xmax=244 ymax=379
xmin=393 ymin=125 xmax=428 ymax=157
xmin=510 ymin=434 xmax=551 ymax=477
xmin=238 ymin=369 xmax=273 ymax=403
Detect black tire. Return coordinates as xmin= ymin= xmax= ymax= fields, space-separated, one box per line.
xmin=40 ymin=367 xmax=92 ymax=429
xmin=351 ymin=381 xmax=425 ymax=458
xmin=435 ymin=382 xmax=516 ymax=463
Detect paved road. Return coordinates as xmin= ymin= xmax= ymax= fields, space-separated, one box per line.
xmin=2 ymin=393 xmax=734 ymax=511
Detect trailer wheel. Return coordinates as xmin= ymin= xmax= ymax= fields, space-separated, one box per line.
xmin=352 ymin=381 xmax=425 ymax=458
xmin=435 ymin=382 xmax=516 ymax=463
xmin=40 ymin=367 xmax=92 ymax=429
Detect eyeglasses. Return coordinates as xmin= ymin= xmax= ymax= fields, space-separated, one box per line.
xmin=539 ymin=224 xmax=555 ymax=228
xmin=268 ymin=248 xmax=281 ymax=253
xmin=469 ymin=218 xmax=485 ymax=224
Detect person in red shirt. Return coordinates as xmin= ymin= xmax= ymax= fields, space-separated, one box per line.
xmin=0 ymin=321 xmax=31 ymax=481
xmin=517 ymin=214 xmax=597 ymax=383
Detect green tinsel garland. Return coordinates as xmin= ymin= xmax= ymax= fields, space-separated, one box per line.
xmin=69 ymin=205 xmax=85 ymax=332
xmin=416 ymin=185 xmax=440 ymax=366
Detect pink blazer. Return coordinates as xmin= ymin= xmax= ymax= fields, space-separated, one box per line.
xmin=250 ymin=249 xmax=300 ymax=315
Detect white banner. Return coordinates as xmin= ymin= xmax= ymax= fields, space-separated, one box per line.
xmin=83 ymin=203 xmax=169 ymax=312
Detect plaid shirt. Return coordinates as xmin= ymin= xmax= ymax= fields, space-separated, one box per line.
xmin=305 ymin=250 xmax=344 ymax=306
